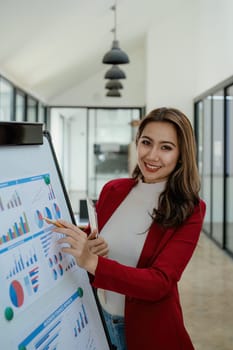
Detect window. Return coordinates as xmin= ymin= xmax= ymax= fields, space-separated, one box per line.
xmin=0 ymin=77 xmax=13 ymax=121
xmin=212 ymin=90 xmax=224 ymax=246
xmin=225 ymin=85 xmax=233 ymax=254
xmin=26 ymin=96 xmax=37 ymax=122
xmin=15 ymin=90 xmax=26 ymax=121
xmin=194 ymin=75 xmax=233 ymax=257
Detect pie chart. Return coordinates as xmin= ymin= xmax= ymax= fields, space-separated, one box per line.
xmin=9 ymin=280 xmax=24 ymax=307
xmin=35 ymin=210 xmax=44 ymax=228
xmin=44 ymin=206 xmax=52 ymax=220
xmin=53 ymin=203 xmax=61 ymax=219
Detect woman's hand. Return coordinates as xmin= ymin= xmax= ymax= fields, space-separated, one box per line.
xmin=87 ymin=230 xmax=109 ymax=258
xmin=53 ymin=220 xmax=98 ymax=275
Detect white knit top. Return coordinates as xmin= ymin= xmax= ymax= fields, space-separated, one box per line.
xmin=98 ymin=180 xmax=166 ymax=316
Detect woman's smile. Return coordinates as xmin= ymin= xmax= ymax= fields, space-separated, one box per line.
xmin=144 ymin=162 xmax=162 ymax=172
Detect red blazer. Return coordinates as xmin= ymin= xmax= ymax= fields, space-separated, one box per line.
xmin=92 ymin=178 xmax=206 ymax=350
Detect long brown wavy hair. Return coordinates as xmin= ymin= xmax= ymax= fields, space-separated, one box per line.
xmin=132 ymin=107 xmax=200 ymax=228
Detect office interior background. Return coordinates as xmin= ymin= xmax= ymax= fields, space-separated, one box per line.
xmin=0 ymin=1 xmax=233 ymax=256
xmin=1 ymin=1 xmax=233 ymax=348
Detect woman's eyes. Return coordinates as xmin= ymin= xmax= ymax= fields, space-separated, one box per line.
xmin=161 ymin=145 xmax=173 ymax=150
xmin=140 ymin=140 xmax=173 ymax=150
xmin=141 ymin=139 xmax=150 ymax=145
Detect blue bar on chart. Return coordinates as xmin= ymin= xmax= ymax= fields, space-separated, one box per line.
xmin=74 ymin=304 xmax=89 ymax=337
xmin=0 ymin=212 xmax=30 ymax=245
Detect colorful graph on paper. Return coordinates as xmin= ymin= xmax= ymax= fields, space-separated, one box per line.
xmin=0 ymin=173 xmax=76 ymax=314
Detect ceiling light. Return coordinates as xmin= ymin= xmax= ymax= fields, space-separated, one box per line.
xmin=102 ymin=2 xmax=129 ymax=65
xmin=104 ymin=65 xmax=126 ymax=79
xmin=105 ymin=80 xmax=123 ymax=89
xmin=106 ymin=89 xmax=121 ymax=97
xmin=103 ymin=40 xmax=129 ymax=65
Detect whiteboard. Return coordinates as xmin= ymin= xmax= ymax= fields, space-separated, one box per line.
xmin=0 ymin=127 xmax=110 ymax=350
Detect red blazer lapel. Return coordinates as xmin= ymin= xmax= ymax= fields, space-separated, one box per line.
xmin=137 ymin=223 xmax=175 ymax=267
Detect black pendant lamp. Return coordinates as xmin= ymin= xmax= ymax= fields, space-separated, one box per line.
xmin=105 ymin=80 xmax=123 ymax=90
xmin=106 ymin=89 xmax=121 ymax=97
xmin=103 ymin=39 xmax=129 ymax=65
xmin=104 ymin=65 xmax=126 ymax=80
xmin=102 ymin=2 xmax=129 ymax=65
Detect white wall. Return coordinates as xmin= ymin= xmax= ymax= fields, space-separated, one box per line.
xmin=195 ymin=0 xmax=233 ymax=95
xmin=145 ymin=0 xmax=197 ymax=120
xmin=145 ymin=0 xmax=233 ymax=121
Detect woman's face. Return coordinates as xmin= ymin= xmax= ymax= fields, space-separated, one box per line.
xmin=137 ymin=121 xmax=180 ymax=183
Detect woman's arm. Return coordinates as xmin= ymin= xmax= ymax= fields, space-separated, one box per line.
xmin=55 ymin=201 xmax=205 ymax=302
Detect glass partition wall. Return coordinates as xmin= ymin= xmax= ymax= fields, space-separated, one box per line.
xmin=15 ymin=90 xmax=26 ymax=121
xmin=49 ymin=107 xmax=142 ymax=215
xmin=212 ymin=90 xmax=224 ymax=246
xmin=0 ymin=75 xmax=47 ymax=124
xmin=87 ymin=108 xmax=140 ymax=198
xmin=0 ymin=78 xmax=14 ymax=120
xmin=225 ymin=86 xmax=233 ymax=254
xmin=194 ymin=76 xmax=233 ymax=256
xmin=195 ymin=98 xmax=212 ymax=235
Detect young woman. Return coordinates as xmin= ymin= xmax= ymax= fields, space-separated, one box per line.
xmin=55 ymin=107 xmax=206 ymax=350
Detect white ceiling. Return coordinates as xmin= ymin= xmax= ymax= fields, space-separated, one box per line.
xmin=0 ymin=0 xmax=159 ymax=102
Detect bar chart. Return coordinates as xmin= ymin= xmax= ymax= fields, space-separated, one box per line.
xmin=6 ymin=249 xmax=38 ymax=279
xmin=0 ymin=212 xmax=30 ymax=245
xmin=6 ymin=190 xmax=22 ymax=209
